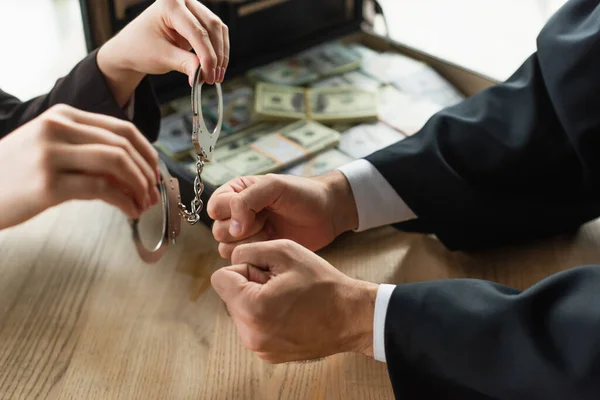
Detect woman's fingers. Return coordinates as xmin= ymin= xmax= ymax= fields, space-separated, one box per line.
xmin=53 ymin=173 xmax=141 ymax=219
xmin=65 ymin=108 xmax=159 ymax=173
xmin=169 ymin=2 xmax=218 ymax=83
xmin=52 ymin=108 xmax=160 ymax=205
xmin=61 ymin=122 xmax=159 ymax=205
xmin=186 ymin=0 xmax=228 ymax=82
xmin=221 ymin=24 xmax=230 ymax=80
xmin=51 ymin=143 xmax=152 ymax=211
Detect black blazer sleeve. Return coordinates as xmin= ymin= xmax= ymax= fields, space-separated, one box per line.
xmin=0 ymin=49 xmax=160 ymax=142
xmin=366 ymin=0 xmax=600 ymax=251
xmin=384 ymin=265 xmax=600 ymax=400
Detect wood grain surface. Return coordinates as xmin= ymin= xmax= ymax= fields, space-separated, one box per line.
xmin=1 ymin=200 xmax=599 ymax=399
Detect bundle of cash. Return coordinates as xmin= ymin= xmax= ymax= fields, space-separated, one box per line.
xmin=378 ymin=85 xmax=444 ymax=136
xmin=247 ymin=56 xmax=317 ymax=86
xmin=311 ymin=70 xmax=380 ymax=91
xmin=167 ymin=81 xmax=254 ymax=136
xmin=254 ymin=83 xmax=378 ymax=124
xmin=346 ymin=43 xmax=380 ymax=60
xmin=361 ymin=52 xmax=425 ymax=85
xmin=204 ymin=84 xmax=254 ymax=135
xmin=154 ymin=112 xmax=195 ymax=159
xmin=300 ymin=42 xmax=362 ymax=76
xmin=361 ymin=52 xmax=465 ymax=107
xmin=198 ymin=120 xmax=340 ymax=187
xmin=284 ymin=148 xmax=354 ymax=177
xmin=310 ymin=75 xmax=349 ymax=88
xmin=342 ymin=71 xmax=381 ymax=91
xmin=337 ymin=122 xmax=405 ymax=159
xmin=391 ymin=66 xmax=465 ymax=108
xmin=247 ymin=42 xmax=361 ymax=86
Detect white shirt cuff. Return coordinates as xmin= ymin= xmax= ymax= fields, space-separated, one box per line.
xmin=374 ymin=283 xmax=396 ymax=363
xmin=337 ymin=159 xmax=417 ymax=232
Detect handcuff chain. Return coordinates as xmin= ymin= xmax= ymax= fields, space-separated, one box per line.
xmin=176 ymin=66 xmax=221 ymax=226
xmin=177 ymin=155 xmax=205 ymax=225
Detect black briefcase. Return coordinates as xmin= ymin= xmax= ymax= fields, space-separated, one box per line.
xmin=78 ymin=0 xmax=496 ymax=226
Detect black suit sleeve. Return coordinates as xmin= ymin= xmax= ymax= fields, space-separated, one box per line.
xmin=0 ymin=49 xmax=160 ymax=141
xmin=384 ymin=265 xmax=600 ymax=400
xmin=366 ymin=0 xmax=600 ymax=251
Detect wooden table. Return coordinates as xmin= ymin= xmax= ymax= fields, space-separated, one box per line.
xmin=1 ymin=200 xmax=599 ymax=399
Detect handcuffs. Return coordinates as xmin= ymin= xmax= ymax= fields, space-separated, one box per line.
xmin=130 ymin=66 xmax=223 ymax=263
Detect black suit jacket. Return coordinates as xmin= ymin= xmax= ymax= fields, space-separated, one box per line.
xmin=0 ymin=49 xmax=160 ymax=140
xmin=366 ymin=0 xmax=600 ymax=398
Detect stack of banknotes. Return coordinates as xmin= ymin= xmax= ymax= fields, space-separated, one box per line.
xmin=154 ymin=40 xmax=466 ymax=183
xmin=194 ymin=120 xmax=341 ymax=187
xmin=253 ymin=83 xmax=378 ymax=124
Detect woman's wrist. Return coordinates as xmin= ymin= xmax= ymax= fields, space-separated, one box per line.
xmin=97 ymin=38 xmax=145 ymax=109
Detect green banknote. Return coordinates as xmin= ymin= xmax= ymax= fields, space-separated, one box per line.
xmin=198 ymin=120 xmax=340 ymax=187
xmin=203 ymin=85 xmax=254 ymax=135
xmin=248 ymin=42 xmax=361 ymax=86
xmin=247 ymin=56 xmax=318 ymax=86
xmin=284 ymin=148 xmax=355 ymax=177
xmin=310 ymin=75 xmax=349 ymax=88
xmin=254 ymin=83 xmax=378 ymax=123
xmin=299 ymin=42 xmax=361 ymax=76
xmin=337 ymin=122 xmax=405 ymax=159
xmin=253 ymin=83 xmax=306 ymax=120
xmin=309 ymin=86 xmax=378 ymax=123
xmin=310 ymin=71 xmax=380 ymax=91
xmin=154 ymin=112 xmax=194 ymax=160
xmin=378 ymin=85 xmax=443 ymax=135
xmin=346 ymin=43 xmax=380 ymax=60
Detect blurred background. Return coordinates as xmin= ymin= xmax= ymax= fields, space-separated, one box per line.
xmin=0 ymin=0 xmax=568 ymax=101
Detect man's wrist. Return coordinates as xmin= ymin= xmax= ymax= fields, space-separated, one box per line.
xmin=315 ymin=170 xmax=359 ymax=236
xmin=338 ymin=278 xmax=378 ymax=357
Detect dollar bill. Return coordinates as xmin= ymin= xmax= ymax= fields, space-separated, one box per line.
xmin=391 ymin=66 xmax=465 ymax=107
xmin=247 ymin=55 xmax=318 ymax=86
xmin=360 ymin=52 xmax=425 ymax=84
xmin=299 ymin=42 xmax=361 ymax=77
xmin=199 ymin=120 xmax=340 ymax=187
xmin=329 ymin=122 xmax=356 ymax=133
xmin=342 ymin=71 xmax=381 ymax=91
xmin=310 ymin=75 xmax=349 ymax=88
xmin=255 ymin=83 xmax=378 ymax=123
xmin=311 ymin=71 xmax=380 ymax=91
xmin=254 ymin=83 xmax=307 ymax=120
xmin=378 ymin=85 xmax=444 ymax=135
xmin=167 ymin=80 xmax=255 ymax=137
xmin=211 ymin=122 xmax=287 ymax=155
xmin=309 ymin=86 xmax=378 ymax=123
xmin=201 ymin=161 xmax=237 ymax=187
xmin=154 ymin=112 xmax=194 ymax=159
xmin=196 ymin=123 xmax=285 ymax=186
xmin=360 ymin=52 xmax=465 ymax=107
xmin=346 ymin=43 xmax=380 ymax=60
xmin=248 ymin=42 xmax=361 ymax=86
xmin=284 ymin=148 xmax=354 ymax=177
xmin=204 ymin=85 xmax=254 ymax=135
xmin=338 ymin=122 xmax=405 ymax=159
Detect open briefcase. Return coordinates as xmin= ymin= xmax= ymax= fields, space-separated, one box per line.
xmin=78 ymin=0 xmax=497 ymax=227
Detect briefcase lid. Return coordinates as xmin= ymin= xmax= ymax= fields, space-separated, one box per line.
xmin=79 ymin=0 xmax=366 ymax=103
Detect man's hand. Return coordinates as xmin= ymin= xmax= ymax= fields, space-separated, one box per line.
xmin=211 ymin=239 xmax=378 ymax=363
xmin=207 ymin=172 xmax=359 ymax=259
xmin=0 ymin=104 xmax=159 ymax=230
xmin=97 ymin=0 xmax=229 ymax=106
